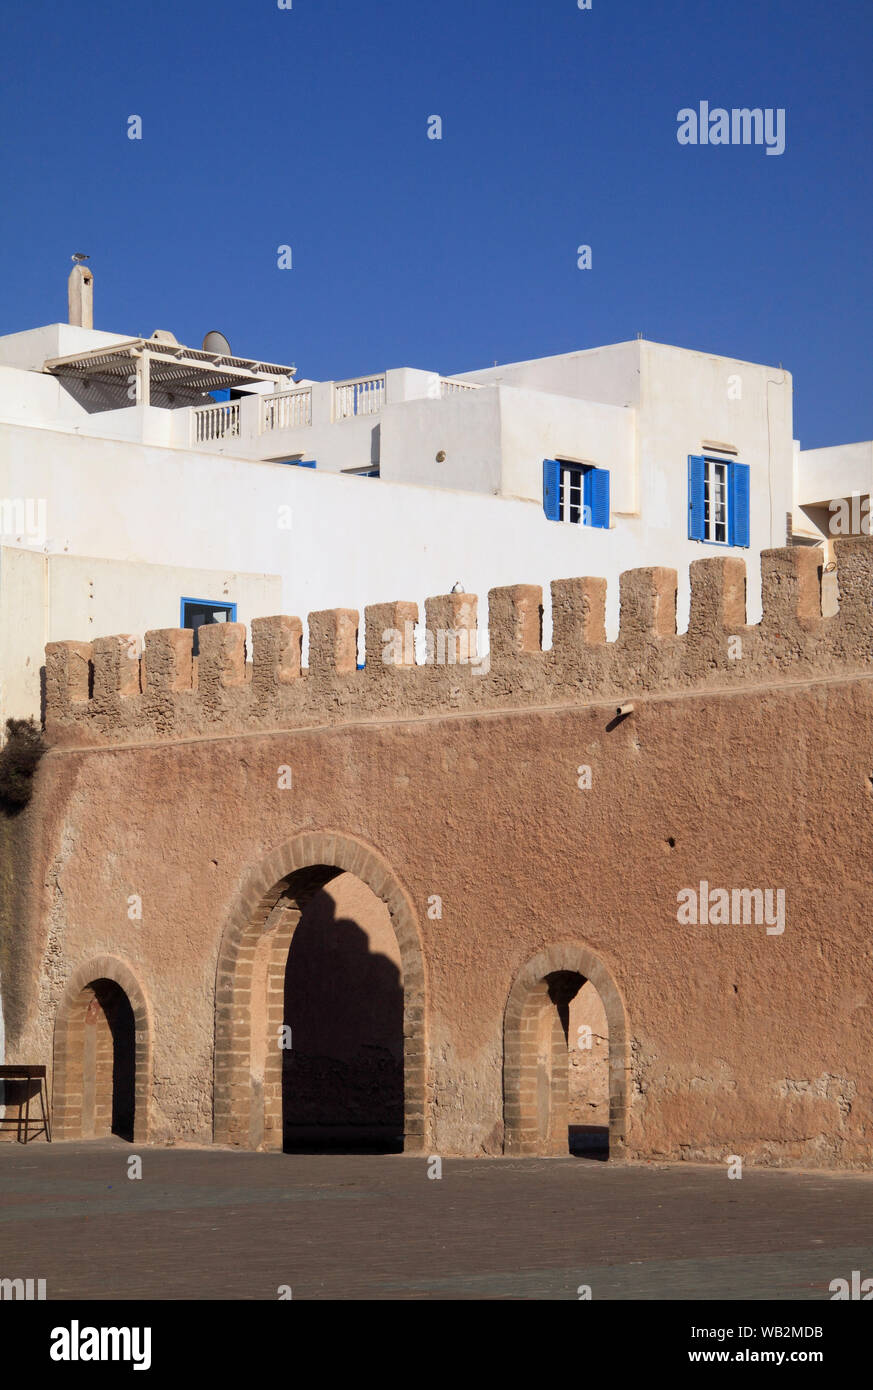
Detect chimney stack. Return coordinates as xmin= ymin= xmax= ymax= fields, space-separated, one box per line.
xmin=68 ymin=263 xmax=94 ymax=329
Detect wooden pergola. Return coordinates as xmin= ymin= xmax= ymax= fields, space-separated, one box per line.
xmin=44 ymin=336 xmax=296 ymax=405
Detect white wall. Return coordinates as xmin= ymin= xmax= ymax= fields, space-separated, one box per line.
xmin=455 ymin=339 xmax=644 ymax=408
xmin=0 ymin=416 xmax=777 ymax=726
xmin=379 ymin=385 xmax=636 ymax=504
xmin=497 ymin=388 xmax=636 ymax=508
xmin=0 ymin=545 xmax=281 ymax=723
xmin=797 ymin=441 xmax=873 ymax=508
xmin=380 ymin=387 xmax=504 ymax=493
xmin=0 ymin=324 xmax=131 ymax=373
xmin=0 ymin=331 xmax=804 ymax=727
xmin=638 ymin=341 xmax=794 ymax=555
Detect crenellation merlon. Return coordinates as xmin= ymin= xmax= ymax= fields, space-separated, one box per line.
xmin=365 ymin=601 xmax=417 ymax=668
xmin=687 ymin=557 xmax=747 ymax=640
xmin=141 ymin=628 xmax=194 ymax=693
xmin=488 ymin=584 xmax=543 ymax=659
xmin=309 ymin=608 xmax=358 ymax=676
xmin=551 ymin=577 xmax=607 ymax=651
xmin=251 ymin=615 xmax=302 ymax=694
xmin=424 ymin=592 xmax=477 ymax=664
xmin=759 ymin=545 xmax=823 ymax=628
xmin=617 ymin=567 xmax=677 ymax=641
xmin=42 ymin=539 xmax=873 ymax=747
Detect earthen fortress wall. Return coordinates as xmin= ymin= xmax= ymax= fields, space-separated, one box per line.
xmin=3 ymin=539 xmax=872 ymax=1163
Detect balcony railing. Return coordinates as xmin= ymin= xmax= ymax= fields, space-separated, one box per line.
xmin=260 ymin=388 xmax=313 ymax=433
xmin=190 ymin=372 xmax=481 ymax=448
xmin=191 ymin=401 xmax=240 ymax=444
xmin=334 ymin=375 xmax=386 ymax=420
xmin=439 ymin=377 xmax=481 ymax=396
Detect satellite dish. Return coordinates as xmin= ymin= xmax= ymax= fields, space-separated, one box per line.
xmin=203 ymin=330 xmax=231 ymax=357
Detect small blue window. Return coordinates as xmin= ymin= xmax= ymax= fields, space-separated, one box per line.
xmin=181 ymin=597 xmax=237 ymax=656
xmin=543 ymin=460 xmax=609 ymax=528
xmin=688 ymin=456 xmax=749 ymax=547
xmin=270 ymin=458 xmax=317 ymax=468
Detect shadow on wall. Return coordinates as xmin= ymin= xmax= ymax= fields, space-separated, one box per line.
xmin=282 ymin=886 xmax=404 ymax=1153
xmin=55 ymin=376 xmax=206 ymax=415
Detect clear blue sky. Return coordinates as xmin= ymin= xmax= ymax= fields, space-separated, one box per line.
xmin=0 ymin=0 xmax=869 ymax=447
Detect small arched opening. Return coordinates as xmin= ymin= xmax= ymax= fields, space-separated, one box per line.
xmin=504 ymin=943 xmax=629 ymax=1159
xmin=53 ymin=959 xmax=151 ymax=1143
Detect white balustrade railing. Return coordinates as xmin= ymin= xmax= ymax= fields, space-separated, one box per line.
xmin=191 ymin=372 xmax=479 ymax=447
xmin=191 ymin=401 xmax=240 ymax=444
xmin=334 ymin=375 xmax=386 ymax=419
xmin=439 ymin=377 xmax=481 ymax=396
xmin=260 ymin=388 xmax=313 ymax=433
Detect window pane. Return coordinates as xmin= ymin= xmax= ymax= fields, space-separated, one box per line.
xmin=561 ymin=465 xmax=585 ymax=524
xmin=707 ymin=461 xmax=729 ymax=542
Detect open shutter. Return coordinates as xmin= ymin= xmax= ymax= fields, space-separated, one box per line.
xmin=729 ymin=462 xmax=750 ymax=547
xmin=542 ymin=458 xmax=561 ymax=519
xmin=585 ymin=467 xmax=610 ymax=528
xmin=543 ymin=459 xmax=561 ymax=520
xmin=688 ymin=455 xmax=706 ymax=540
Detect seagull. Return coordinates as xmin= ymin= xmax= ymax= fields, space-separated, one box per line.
xmin=71 ymin=252 xmax=90 ymax=262
xmin=451 ymin=581 xmax=464 ymax=593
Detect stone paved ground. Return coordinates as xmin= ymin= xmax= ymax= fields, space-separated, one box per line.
xmin=1 ymin=1140 xmax=872 ymax=1301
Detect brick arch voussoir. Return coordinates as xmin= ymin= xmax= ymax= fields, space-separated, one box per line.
xmin=214 ymin=829 xmax=428 ymax=1150
xmin=52 ymin=955 xmax=153 ymax=1144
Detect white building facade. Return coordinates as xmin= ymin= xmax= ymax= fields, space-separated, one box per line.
xmin=0 ymin=297 xmax=862 ymax=727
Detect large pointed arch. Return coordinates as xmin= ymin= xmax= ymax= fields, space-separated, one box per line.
xmin=213 ymin=830 xmax=428 ymax=1152
xmin=503 ymin=941 xmax=630 ymax=1158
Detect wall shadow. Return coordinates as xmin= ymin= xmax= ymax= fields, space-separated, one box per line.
xmin=281 ymin=889 xmax=404 ymax=1153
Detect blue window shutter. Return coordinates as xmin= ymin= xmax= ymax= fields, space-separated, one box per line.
xmin=729 ymin=461 xmax=750 ymax=547
xmin=585 ymin=467 xmax=610 ymax=528
xmin=543 ymin=459 xmax=561 ymax=520
xmin=211 ymin=389 xmax=231 ymax=402
xmin=688 ymin=455 xmax=706 ymax=540
xmin=298 ymin=459 xmax=316 ymax=469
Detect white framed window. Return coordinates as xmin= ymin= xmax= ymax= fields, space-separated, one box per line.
xmin=688 ymin=454 xmax=750 ymax=547
xmin=544 ymin=459 xmax=609 ymax=528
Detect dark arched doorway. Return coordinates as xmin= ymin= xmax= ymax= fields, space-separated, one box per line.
xmin=53 ymin=961 xmax=149 ymax=1142
xmin=282 ymin=874 xmax=404 ymax=1151
xmin=214 ymin=830 xmax=428 ymax=1153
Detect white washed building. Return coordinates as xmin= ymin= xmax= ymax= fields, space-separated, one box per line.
xmin=0 ymin=272 xmax=862 ymax=725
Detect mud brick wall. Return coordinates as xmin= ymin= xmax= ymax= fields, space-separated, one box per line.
xmin=3 ymin=539 xmax=873 ymax=1165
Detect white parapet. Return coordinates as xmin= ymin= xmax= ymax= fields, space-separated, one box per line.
xmin=260 ymin=387 xmax=313 ymax=433
xmin=191 ymin=401 xmax=241 ymax=444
